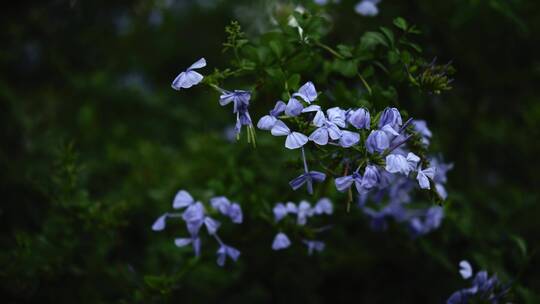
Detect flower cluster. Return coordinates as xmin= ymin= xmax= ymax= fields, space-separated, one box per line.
xmin=271 ymin=198 xmax=333 ymax=255
xmin=447 ymin=260 xmax=510 ymax=304
xmin=152 ymin=190 xmax=242 ymax=266
xmin=257 ymin=81 xmax=451 ymax=236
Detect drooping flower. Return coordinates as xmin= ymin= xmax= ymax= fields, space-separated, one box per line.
xmin=182 ymin=201 xmax=206 ymax=236
xmin=171 ymin=58 xmax=206 ymax=90
xmin=417 ymin=166 xmax=436 ymax=189
xmin=335 ymin=171 xmax=363 ymax=192
xmin=216 ymin=244 xmax=241 ymax=266
xmin=360 ymin=165 xmax=381 ymax=190
xmin=413 ymin=119 xmax=432 ymax=146
xmin=347 ymin=108 xmax=371 ymax=129
xmin=378 ymin=107 xmax=402 ymax=129
xmin=289 ymin=171 xmax=326 ymax=193
xmin=272 ymin=232 xmax=291 ymax=250
xmin=219 ymin=90 xmax=254 ymax=136
xmin=271 ymin=120 xmax=308 ymax=149
xmin=355 ymin=0 xmax=381 ymax=17
xmin=366 ymin=130 xmax=390 ymax=153
xmin=409 ymin=206 xmax=444 ymax=236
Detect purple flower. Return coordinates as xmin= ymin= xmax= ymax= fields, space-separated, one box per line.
xmin=216 ymin=244 xmax=241 ymax=266
xmin=339 ymin=130 xmax=360 ymax=147
xmin=355 ymin=0 xmax=381 ymax=17
xmin=335 ymin=171 xmax=363 ymax=192
xmin=271 ymin=120 xmax=308 ymax=149
xmin=210 ymin=196 xmax=243 ymax=224
xmin=182 ymin=202 xmax=206 ymax=236
xmin=285 ymin=97 xmax=304 ymax=116
xmin=219 ymin=90 xmax=250 ymax=112
xmin=313 ymin=198 xmax=333 ymax=215
xmin=361 ymin=165 xmax=380 ymax=189
xmin=289 ymin=171 xmax=326 ymax=193
xmin=459 ymin=260 xmax=473 ymax=279
xmin=151 ymin=213 xmax=168 ymax=231
xmin=302 ymin=240 xmax=325 ymax=255
xmin=273 ymin=203 xmax=288 ymax=222
xmin=366 ymin=130 xmax=390 ymax=153
xmin=173 ymin=190 xmax=195 ymax=209
xmin=292 ymin=81 xmax=318 ymax=103
xmin=347 ymin=108 xmax=371 ymax=129
xmin=309 ymin=108 xmax=345 ymax=145
xmin=171 ymin=58 xmax=206 ymax=90
xmin=385 ymin=153 xmax=419 ymax=175
xmin=296 ymin=201 xmax=314 ymax=226
xmin=409 ymin=206 xmax=444 ymax=236
xmin=272 ymin=232 xmax=291 ymax=250
xmin=378 ymin=107 xmax=402 ymax=129
xmin=417 ymin=166 xmax=436 ymax=189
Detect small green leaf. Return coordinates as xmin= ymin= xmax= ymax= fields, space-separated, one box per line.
xmin=360 ymin=32 xmax=388 ymax=50
xmin=393 ymin=17 xmax=408 ymax=31
xmin=379 ymin=27 xmax=395 ymax=48
xmin=287 ymin=74 xmax=301 ymax=89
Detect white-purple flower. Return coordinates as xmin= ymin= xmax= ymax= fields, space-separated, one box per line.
xmin=302 ymin=240 xmax=325 ymax=255
xmin=171 ymin=58 xmax=206 ymax=90
xmin=417 ymin=166 xmax=436 ymax=189
xmin=347 ymin=108 xmax=371 ymax=129
xmin=257 ymin=101 xmax=286 ymax=130
xmin=216 ymin=244 xmax=241 ymax=266
xmin=378 ymin=107 xmax=402 ymax=129
xmin=366 ymin=130 xmax=390 ymax=153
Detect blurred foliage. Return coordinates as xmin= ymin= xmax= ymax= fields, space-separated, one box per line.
xmin=1 ymin=0 xmax=540 ymax=303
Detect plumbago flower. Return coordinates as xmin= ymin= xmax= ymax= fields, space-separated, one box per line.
xmin=446 ymin=260 xmax=510 ymax=303
xmin=171 ymin=58 xmax=206 ymax=90
xmin=219 ymin=89 xmax=256 ymax=144
xmin=152 ymin=190 xmax=242 ymax=266
xmin=271 ymin=198 xmax=333 ymax=255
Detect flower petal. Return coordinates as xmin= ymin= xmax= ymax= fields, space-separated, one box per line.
xmin=285 ymin=132 xmax=308 ymax=149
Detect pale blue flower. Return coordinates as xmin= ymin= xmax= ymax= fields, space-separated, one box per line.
xmin=417 ymin=166 xmax=436 ymax=189
xmin=413 ymin=119 xmax=432 ymax=146
xmin=361 ymin=165 xmax=380 ymax=189
xmin=347 ymin=108 xmax=371 ymax=129
xmin=271 ymin=120 xmax=308 ymax=149
xmin=174 ymin=237 xmax=201 ymax=257
xmin=459 ymin=260 xmax=473 ymax=279
xmin=335 ymin=171 xmax=363 ymax=192
xmin=272 ymin=232 xmax=291 ymax=250
xmin=313 ymin=198 xmax=333 ymax=215
xmin=339 ymin=130 xmax=360 ymax=147
xmin=366 ymin=130 xmax=390 ymax=153
xmin=378 ymin=107 xmax=402 ymax=129
xmin=216 ymin=244 xmax=241 ymax=266
xmin=173 ymin=190 xmax=195 ymax=209
xmin=289 ymin=171 xmax=326 ymax=192
xmin=309 ymin=108 xmax=345 ymax=145
xmin=285 ymin=97 xmax=304 ymax=116
xmin=385 ymin=153 xmax=420 ymax=175
xmin=171 ymin=58 xmax=206 ymax=90
xmin=355 ymin=0 xmax=381 ymax=17
xmin=151 ymin=213 xmax=168 ymax=231
xmin=273 ymin=203 xmax=288 ymax=222
xmin=292 ymin=81 xmax=318 ymax=103
xmin=210 ymin=196 xmax=243 ymax=223
xmin=297 ymin=201 xmax=314 ymax=226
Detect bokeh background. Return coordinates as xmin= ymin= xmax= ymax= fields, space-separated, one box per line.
xmin=2 ymin=0 xmax=540 ymax=303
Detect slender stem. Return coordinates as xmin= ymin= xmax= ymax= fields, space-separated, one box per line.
xmin=358 ymin=73 xmax=373 ymax=95
xmin=315 ymin=41 xmax=345 ymax=60
xmin=301 ymin=147 xmax=309 ymax=173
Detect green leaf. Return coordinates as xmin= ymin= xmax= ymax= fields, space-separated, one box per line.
xmin=287 ymin=74 xmax=300 ymax=90
xmin=269 ymin=40 xmax=283 ymax=58
xmin=393 ymin=17 xmax=408 ymax=31
xmin=510 ymin=234 xmax=527 ymax=257
xmin=387 ymin=50 xmax=400 ymax=65
xmin=333 ymin=59 xmax=358 ymax=78
xmin=379 ymin=27 xmax=395 ymax=48
xmin=337 ymin=44 xmax=353 ymax=58
xmin=360 ymin=32 xmax=388 ymax=50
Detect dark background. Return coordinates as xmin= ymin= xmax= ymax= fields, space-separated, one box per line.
xmin=1 ymin=0 xmax=539 ymax=302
